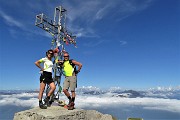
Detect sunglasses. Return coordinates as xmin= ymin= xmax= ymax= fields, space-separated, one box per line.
xmin=64 ymin=56 xmax=69 ymax=57
xmin=48 ymin=52 xmax=54 ymax=55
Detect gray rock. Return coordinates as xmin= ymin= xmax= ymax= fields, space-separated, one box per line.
xmin=13 ymin=106 xmax=114 ymax=120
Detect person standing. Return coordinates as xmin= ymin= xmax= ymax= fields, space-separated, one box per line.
xmin=35 ymin=49 xmax=56 ymax=109
xmin=59 ymin=52 xmax=82 ymax=110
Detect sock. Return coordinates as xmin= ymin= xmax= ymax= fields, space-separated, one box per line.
xmin=68 ymin=96 xmax=71 ymax=100
xmin=72 ymin=97 xmax=75 ymax=102
xmin=39 ymin=100 xmax=42 ymax=103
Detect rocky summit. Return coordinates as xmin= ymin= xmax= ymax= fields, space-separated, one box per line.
xmin=13 ymin=106 xmax=114 ymax=120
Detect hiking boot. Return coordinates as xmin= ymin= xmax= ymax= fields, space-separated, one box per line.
xmin=68 ymin=102 xmax=75 ymax=110
xmin=67 ymin=99 xmax=72 ymax=107
xmin=44 ymin=97 xmax=51 ymax=107
xmin=39 ymin=102 xmax=47 ymax=109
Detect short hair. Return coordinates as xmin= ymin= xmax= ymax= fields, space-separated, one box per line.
xmin=46 ymin=49 xmax=54 ymax=56
xmin=64 ymin=52 xmax=69 ymax=55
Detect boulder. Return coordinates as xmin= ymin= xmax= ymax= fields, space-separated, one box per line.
xmin=13 ymin=106 xmax=114 ymax=120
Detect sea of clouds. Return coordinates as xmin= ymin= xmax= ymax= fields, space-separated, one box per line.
xmin=0 ymin=86 xmax=180 ymax=120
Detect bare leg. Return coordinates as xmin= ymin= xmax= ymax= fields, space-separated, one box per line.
xmin=71 ymin=91 xmax=75 ymax=98
xmin=63 ymin=89 xmax=71 ymax=97
xmin=38 ymin=82 xmax=46 ymax=100
xmin=47 ymin=82 xmax=56 ymax=97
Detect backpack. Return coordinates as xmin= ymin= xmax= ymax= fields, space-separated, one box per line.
xmin=68 ymin=59 xmax=75 ymax=68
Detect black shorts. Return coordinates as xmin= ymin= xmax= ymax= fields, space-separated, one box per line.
xmin=40 ymin=71 xmax=54 ymax=84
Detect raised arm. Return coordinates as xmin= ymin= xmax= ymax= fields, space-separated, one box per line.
xmin=35 ymin=60 xmax=44 ymax=71
xmin=72 ymin=60 xmax=82 ymax=73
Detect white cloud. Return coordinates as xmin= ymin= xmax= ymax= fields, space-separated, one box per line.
xmin=0 ymin=10 xmax=24 ymax=29
xmin=95 ymin=5 xmax=110 ymax=20
xmin=83 ymin=39 xmax=104 ymax=47
xmin=76 ymin=96 xmax=180 ymax=113
xmin=63 ymin=0 xmax=154 ymax=23
xmin=0 ymin=93 xmax=38 ymax=107
xmin=0 ymin=92 xmax=180 ymax=114
xmin=0 ymin=0 xmax=154 ymax=43
xmin=60 ymin=0 xmax=154 ymax=48
xmin=119 ymin=40 xmax=127 ymax=45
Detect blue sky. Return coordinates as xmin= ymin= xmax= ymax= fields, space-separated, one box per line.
xmin=0 ymin=0 xmax=179 ymax=90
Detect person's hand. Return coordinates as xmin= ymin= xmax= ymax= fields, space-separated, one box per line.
xmin=75 ymin=70 xmax=80 ymax=74
xmin=39 ymin=70 xmax=43 ymax=74
xmin=58 ymin=61 xmax=63 ymax=65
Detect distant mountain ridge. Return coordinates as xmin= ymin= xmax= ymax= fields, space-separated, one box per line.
xmin=1 ymin=86 xmax=180 ymax=99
